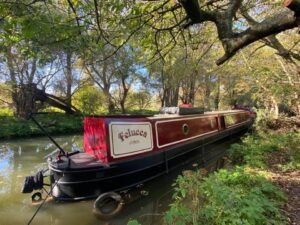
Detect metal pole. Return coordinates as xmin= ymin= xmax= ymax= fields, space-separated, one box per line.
xmin=30 ymin=114 xmax=66 ymax=156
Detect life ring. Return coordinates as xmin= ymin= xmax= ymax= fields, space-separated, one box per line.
xmin=93 ymin=192 xmax=124 ymax=219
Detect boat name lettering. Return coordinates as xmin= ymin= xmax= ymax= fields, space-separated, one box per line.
xmin=118 ymin=129 xmax=147 ymax=142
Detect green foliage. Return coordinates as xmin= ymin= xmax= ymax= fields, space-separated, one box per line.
xmin=165 ymin=167 xmax=287 ymax=225
xmin=0 ymin=108 xmax=13 ymax=116
xmin=127 ymin=220 xmax=141 ymax=225
xmin=229 ymin=130 xmax=300 ymax=171
xmin=229 ymin=134 xmax=278 ymax=168
xmin=126 ymin=90 xmax=153 ymax=111
xmin=73 ymin=85 xmax=105 ymax=115
xmin=125 ymin=109 xmax=158 ymax=115
xmin=165 ymin=118 xmax=300 ymax=225
xmin=0 ymin=113 xmax=83 ymax=139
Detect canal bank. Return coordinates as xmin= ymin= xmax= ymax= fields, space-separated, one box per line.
xmin=0 ymin=114 xmax=83 ymax=140
xmin=161 ymin=120 xmax=300 ymax=225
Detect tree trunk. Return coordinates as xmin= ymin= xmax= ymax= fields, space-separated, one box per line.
xmin=164 ymin=84 xmax=179 ymax=107
xmin=65 ymin=51 xmax=73 ymax=113
xmin=160 ymin=89 xmax=166 ymax=108
xmin=6 ymin=47 xmax=37 ymax=119
xmin=119 ymin=75 xmax=129 ymax=114
xmin=188 ymin=78 xmax=195 ymax=105
xmin=180 ymin=72 xmax=196 ymax=105
xmin=103 ymin=88 xmax=115 ymax=114
xmin=214 ymin=76 xmax=221 ymax=110
xmin=171 ymin=84 xmax=179 ymax=106
xmin=204 ymin=74 xmax=211 ymax=110
xmin=6 ymin=47 xmax=18 ymax=115
xmin=120 ymin=100 xmax=126 ymax=114
xmin=15 ymin=84 xmax=37 ymax=119
xmin=164 ymin=88 xmax=171 ymax=107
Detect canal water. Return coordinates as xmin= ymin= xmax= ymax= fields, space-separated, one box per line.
xmin=0 ymin=135 xmax=241 ymax=225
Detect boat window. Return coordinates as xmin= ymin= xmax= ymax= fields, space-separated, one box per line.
xmin=182 ymin=124 xmax=189 ymax=135
xmin=225 ymin=114 xmax=239 ymax=127
xmin=220 ymin=116 xmax=225 ymax=130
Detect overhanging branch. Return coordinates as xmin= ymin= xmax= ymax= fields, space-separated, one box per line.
xmin=216 ymin=11 xmax=297 ymax=65
xmin=179 ymin=0 xmax=299 ymax=65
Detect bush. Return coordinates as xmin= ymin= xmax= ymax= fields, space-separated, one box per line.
xmin=164 ymin=117 xmax=297 ymax=225
xmin=0 ymin=113 xmax=83 ymax=139
xmin=127 ymin=220 xmax=141 ymax=225
xmin=165 ymin=167 xmax=287 ymax=225
xmin=73 ymin=85 xmax=106 ymax=115
xmin=229 ymin=131 xmax=300 ymax=171
xmin=0 ymin=108 xmax=13 ymax=116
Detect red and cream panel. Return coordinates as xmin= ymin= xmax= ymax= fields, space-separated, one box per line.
xmin=155 ymin=116 xmax=218 ymax=148
xmin=109 ymin=122 xmax=153 ymax=158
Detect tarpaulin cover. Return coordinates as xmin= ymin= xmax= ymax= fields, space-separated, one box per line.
xmin=84 ymin=117 xmax=108 ymax=163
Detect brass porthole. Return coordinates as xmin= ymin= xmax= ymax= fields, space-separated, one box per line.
xmin=182 ymin=124 xmax=189 ymax=135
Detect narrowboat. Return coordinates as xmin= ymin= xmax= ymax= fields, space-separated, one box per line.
xmin=22 ymin=108 xmax=254 ymax=201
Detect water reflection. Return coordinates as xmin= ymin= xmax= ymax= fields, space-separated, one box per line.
xmin=0 ymin=135 xmax=82 ymax=216
xmin=0 ymin=145 xmax=14 ymax=194
xmin=0 ymin=135 xmax=240 ymax=225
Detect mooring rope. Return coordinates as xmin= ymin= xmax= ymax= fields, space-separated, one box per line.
xmin=27 ymin=177 xmax=61 ymax=225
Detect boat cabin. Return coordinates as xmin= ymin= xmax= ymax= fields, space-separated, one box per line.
xmin=84 ymin=109 xmax=251 ymax=164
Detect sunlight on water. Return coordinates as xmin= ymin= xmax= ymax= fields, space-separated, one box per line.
xmin=0 ymin=145 xmax=14 ymax=194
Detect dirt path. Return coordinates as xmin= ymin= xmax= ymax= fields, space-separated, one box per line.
xmin=268 ymin=152 xmax=300 ymax=225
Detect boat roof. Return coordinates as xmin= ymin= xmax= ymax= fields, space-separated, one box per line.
xmin=84 ymin=110 xmax=246 ymax=119
xmin=148 ymin=110 xmax=246 ymax=119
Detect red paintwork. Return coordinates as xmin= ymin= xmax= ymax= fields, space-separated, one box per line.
xmin=156 ymin=117 xmax=218 ymax=147
xmin=179 ymin=103 xmax=193 ymax=108
xmin=84 ymin=117 xmax=108 ymax=163
xmin=84 ymin=111 xmax=252 ymax=163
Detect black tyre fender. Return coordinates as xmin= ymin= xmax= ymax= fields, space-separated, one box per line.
xmin=93 ymin=192 xmax=124 ymax=219
xmin=31 ymin=192 xmax=43 ymax=204
xmin=33 ymin=171 xmax=44 ymax=190
xmin=22 ymin=176 xmax=34 ymax=193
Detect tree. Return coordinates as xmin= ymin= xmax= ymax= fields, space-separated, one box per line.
xmin=84 ymin=46 xmax=118 ymax=113
xmin=113 ymin=47 xmax=140 ymax=114
xmin=129 ymin=0 xmax=299 ymax=65
xmin=57 ymin=0 xmax=300 ymax=66
xmin=0 ymin=0 xmax=82 ymax=118
xmin=126 ymin=90 xmax=153 ymax=111
xmin=73 ymin=83 xmax=104 ymax=115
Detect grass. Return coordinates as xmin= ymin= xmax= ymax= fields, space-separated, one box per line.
xmin=0 ymin=113 xmax=83 ymax=139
